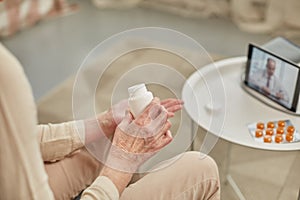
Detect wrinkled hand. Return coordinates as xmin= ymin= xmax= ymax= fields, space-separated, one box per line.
xmin=103 ymin=98 xmax=183 ymax=136
xmin=85 ymin=98 xmax=183 ymax=144
xmin=109 ymin=98 xmax=184 ymax=123
xmin=106 ymin=98 xmax=173 ymax=172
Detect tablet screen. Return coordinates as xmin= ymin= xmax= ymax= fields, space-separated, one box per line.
xmin=244 ymin=44 xmax=300 ymax=112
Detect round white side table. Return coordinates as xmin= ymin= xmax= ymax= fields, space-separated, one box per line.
xmin=182 ymin=56 xmax=300 ymax=151
xmin=182 ymin=56 xmax=300 ymax=200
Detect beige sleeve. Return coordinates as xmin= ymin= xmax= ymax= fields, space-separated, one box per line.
xmin=81 ymin=176 xmax=119 ymax=200
xmin=0 ymin=42 xmax=55 ymax=199
xmin=37 ymin=120 xmax=85 ymax=162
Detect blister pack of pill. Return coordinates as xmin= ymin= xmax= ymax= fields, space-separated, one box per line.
xmin=248 ymin=119 xmax=300 ymax=144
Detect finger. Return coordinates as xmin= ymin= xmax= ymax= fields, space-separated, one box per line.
xmin=162 ymin=130 xmax=173 ymax=146
xmin=160 ymin=121 xmax=171 ymax=136
xmin=113 ymin=99 xmax=128 ymax=109
xmin=112 ymin=99 xmax=129 ymax=123
xmin=144 ymin=97 xmax=160 ymax=112
xmin=152 ymin=97 xmax=160 ymax=104
xmin=148 ymin=103 xmax=163 ymax=120
xmin=136 ymin=97 xmax=161 ymax=120
xmin=167 ymin=112 xmax=175 ymax=118
xmin=150 ymin=120 xmax=172 ymax=142
xmin=149 ymin=108 xmax=168 ymax=132
xmin=161 ymin=98 xmax=182 ymax=105
xmin=111 ymin=99 xmax=128 ymax=115
xmin=152 ymin=130 xmax=173 ymax=151
xmin=161 ymin=99 xmax=184 ymax=108
xmin=166 ymin=104 xmax=183 ymax=114
xmin=165 ymin=130 xmax=173 ymax=138
xmin=162 ymin=100 xmax=183 ymax=115
xmin=134 ymin=103 xmax=162 ymax=127
xmin=153 ymin=120 xmax=171 ymax=139
xmin=119 ymin=110 xmax=133 ymax=126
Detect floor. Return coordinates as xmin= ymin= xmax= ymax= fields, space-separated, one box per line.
xmin=2 ymin=1 xmax=299 ymax=200
xmin=0 ymin=0 xmax=272 ymax=100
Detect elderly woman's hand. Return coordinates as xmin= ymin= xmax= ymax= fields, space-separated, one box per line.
xmin=106 ymin=98 xmax=173 ymax=172
xmin=84 ymin=98 xmax=183 ymax=144
xmin=104 ymin=98 xmax=183 ymax=134
xmin=107 ymin=98 xmax=183 ymax=127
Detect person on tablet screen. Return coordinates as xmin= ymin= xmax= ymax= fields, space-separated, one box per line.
xmin=250 ymin=58 xmax=289 ymax=103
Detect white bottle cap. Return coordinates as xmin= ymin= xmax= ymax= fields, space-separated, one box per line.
xmin=128 ymin=83 xmax=147 ymax=98
xmin=128 ymin=83 xmax=153 ymax=118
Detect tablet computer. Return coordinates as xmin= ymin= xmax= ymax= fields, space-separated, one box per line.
xmin=244 ymin=44 xmax=300 ymax=112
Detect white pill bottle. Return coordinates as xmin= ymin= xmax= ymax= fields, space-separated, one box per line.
xmin=128 ymin=83 xmax=153 ymax=118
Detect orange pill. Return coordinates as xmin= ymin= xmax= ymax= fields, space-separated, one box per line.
xmin=267 ymin=122 xmax=275 ymax=129
xmin=256 ymin=122 xmax=264 ymax=130
xmin=265 ymin=128 xmax=274 ymax=136
xmin=275 ymin=135 xmax=283 ymax=143
xmin=276 ymin=127 xmax=284 ymax=135
xmin=278 ymin=120 xmax=285 ymax=127
xmin=287 ymin=126 xmax=295 ymax=134
xmin=286 ymin=133 xmax=294 ymax=142
xmin=264 ymin=136 xmax=272 ymax=143
xmin=255 ymin=130 xmax=263 ymax=138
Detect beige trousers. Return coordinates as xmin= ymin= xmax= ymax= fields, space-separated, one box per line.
xmin=0 ymin=43 xmax=220 ymax=200
xmin=45 ymin=150 xmax=221 ymax=200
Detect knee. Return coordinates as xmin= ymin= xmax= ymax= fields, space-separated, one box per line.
xmin=172 ymin=151 xmax=220 ymax=199
xmin=180 ymin=151 xmax=220 ymax=181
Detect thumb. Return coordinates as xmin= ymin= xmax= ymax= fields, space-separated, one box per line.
xmin=119 ymin=110 xmax=133 ymax=126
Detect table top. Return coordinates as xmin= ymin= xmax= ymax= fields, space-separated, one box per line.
xmin=182 ymin=56 xmax=300 ymax=151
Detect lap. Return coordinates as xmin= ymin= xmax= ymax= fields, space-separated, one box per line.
xmin=121 ymin=151 xmax=220 ymax=200
xmin=45 ymin=149 xmax=102 ymax=200
xmin=45 ymin=151 xmax=220 ymax=200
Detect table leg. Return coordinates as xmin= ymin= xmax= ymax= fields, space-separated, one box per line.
xmin=225 ymin=143 xmax=246 ymax=200
xmin=223 ymin=142 xmax=231 ymax=185
xmin=190 ymin=119 xmax=195 ymax=151
xmin=190 ymin=119 xmax=246 ymax=199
